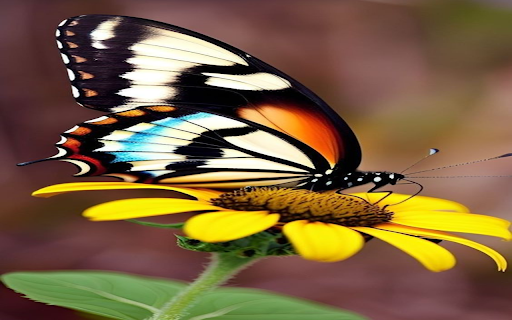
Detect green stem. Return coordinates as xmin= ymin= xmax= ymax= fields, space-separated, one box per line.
xmin=150 ymin=253 xmax=258 ymax=320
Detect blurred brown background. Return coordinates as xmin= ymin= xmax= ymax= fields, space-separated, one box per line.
xmin=1 ymin=0 xmax=512 ymax=319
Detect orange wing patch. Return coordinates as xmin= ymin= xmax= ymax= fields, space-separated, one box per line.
xmin=239 ymin=105 xmax=342 ymax=166
xmin=117 ymin=109 xmax=146 ymax=117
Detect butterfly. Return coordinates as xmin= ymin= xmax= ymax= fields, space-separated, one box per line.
xmin=21 ymin=14 xmax=406 ymax=191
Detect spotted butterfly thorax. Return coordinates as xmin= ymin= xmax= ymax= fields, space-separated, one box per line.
xmin=20 ymin=14 xmax=406 ymax=191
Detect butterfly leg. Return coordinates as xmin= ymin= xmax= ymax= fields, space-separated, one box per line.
xmin=368 ymin=190 xmax=394 ymax=205
xmin=367 ymin=184 xmax=384 ymax=193
xmin=378 ymin=180 xmax=424 ymax=206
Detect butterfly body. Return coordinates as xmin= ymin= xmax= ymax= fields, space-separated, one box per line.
xmin=335 ymin=171 xmax=405 ymax=192
xmin=22 ymin=14 xmax=405 ymax=192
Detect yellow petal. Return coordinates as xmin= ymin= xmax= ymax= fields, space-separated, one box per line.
xmin=376 ymin=223 xmax=508 ymax=271
xmin=352 ymin=226 xmax=456 ymax=272
xmin=84 ymin=198 xmax=224 ymax=221
xmin=184 ymin=211 xmax=279 ymax=242
xmin=392 ymin=211 xmax=511 ymax=240
xmin=349 ymin=193 xmax=470 ymax=213
xmin=282 ymin=220 xmax=364 ymax=262
xmin=32 ymin=182 xmax=222 ymax=201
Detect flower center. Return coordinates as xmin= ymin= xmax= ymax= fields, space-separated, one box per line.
xmin=211 ymin=187 xmax=393 ymax=227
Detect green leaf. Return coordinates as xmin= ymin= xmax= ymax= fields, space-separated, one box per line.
xmin=1 ymin=271 xmax=186 ymax=320
xmin=2 ymin=271 xmax=366 ymax=320
xmin=187 ymin=287 xmax=368 ymax=320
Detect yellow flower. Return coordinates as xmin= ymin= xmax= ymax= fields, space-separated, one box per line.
xmin=33 ymin=182 xmax=511 ymax=272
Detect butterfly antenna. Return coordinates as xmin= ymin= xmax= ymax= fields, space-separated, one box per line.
xmin=409 ymin=174 xmax=512 ymax=178
xmin=400 ymin=148 xmax=440 ymax=174
xmin=406 ymin=153 xmax=512 ymax=176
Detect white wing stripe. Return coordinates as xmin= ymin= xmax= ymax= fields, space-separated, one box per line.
xmin=126 ymin=56 xmax=198 ymax=72
xmin=141 ymin=28 xmax=248 ymax=66
xmin=203 ymin=72 xmax=291 ymax=91
xmin=121 ymin=70 xmax=181 ymax=84
xmin=130 ymin=42 xmax=238 ymax=66
xmin=224 ymin=130 xmax=316 ymax=169
xmin=181 ymin=114 xmax=248 ymax=131
xmin=117 ymin=86 xmax=177 ymax=101
xmin=129 ymin=38 xmax=243 ymax=65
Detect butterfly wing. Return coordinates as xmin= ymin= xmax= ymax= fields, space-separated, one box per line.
xmin=56 ymin=14 xmax=361 ymax=174
xmin=35 ymin=105 xmax=331 ymax=188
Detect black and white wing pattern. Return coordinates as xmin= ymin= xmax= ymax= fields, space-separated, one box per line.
xmin=41 ymin=105 xmax=329 ymax=188
xmin=28 ymin=14 xmax=367 ymax=190
xmin=55 ymin=15 xmax=361 ymax=170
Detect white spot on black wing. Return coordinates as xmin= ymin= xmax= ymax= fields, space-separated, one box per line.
xmin=61 ymin=53 xmax=70 ymax=64
xmin=71 ymin=86 xmax=80 ymax=98
xmin=67 ymin=69 xmax=75 ymax=81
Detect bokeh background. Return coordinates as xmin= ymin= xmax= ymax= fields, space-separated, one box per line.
xmin=1 ymin=0 xmax=512 ymax=319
